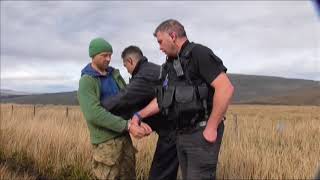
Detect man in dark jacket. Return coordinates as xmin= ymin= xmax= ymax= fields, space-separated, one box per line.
xmin=101 ymin=45 xmax=179 ymax=180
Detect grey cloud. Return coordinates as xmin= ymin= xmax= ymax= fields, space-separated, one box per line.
xmin=2 ymin=75 xmax=70 ymax=81
xmin=1 ymin=80 xmax=76 ymax=93
xmin=1 ymin=1 xmax=319 ymax=93
xmin=1 ymin=1 xmax=106 ymax=63
xmin=249 ymin=50 xmax=320 ymax=80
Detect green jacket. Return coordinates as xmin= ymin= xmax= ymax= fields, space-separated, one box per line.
xmin=78 ymin=67 xmax=128 ymax=144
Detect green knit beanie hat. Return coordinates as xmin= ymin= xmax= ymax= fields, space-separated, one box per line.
xmin=89 ymin=38 xmax=113 ymax=58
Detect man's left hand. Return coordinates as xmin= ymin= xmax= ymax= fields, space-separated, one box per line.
xmin=131 ymin=114 xmax=152 ymax=135
xmin=141 ymin=122 xmax=152 ymax=135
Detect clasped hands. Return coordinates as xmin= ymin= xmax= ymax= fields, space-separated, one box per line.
xmin=128 ymin=115 xmax=152 ymax=139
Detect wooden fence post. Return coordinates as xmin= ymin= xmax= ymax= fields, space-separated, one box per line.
xmin=33 ymin=105 xmax=36 ymax=117
xmin=66 ymin=107 xmax=69 ymax=118
xmin=233 ymin=113 xmax=239 ymax=139
xmin=11 ymin=104 xmax=14 ymax=117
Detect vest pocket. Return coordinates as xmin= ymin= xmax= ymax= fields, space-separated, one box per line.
xmin=174 ymin=86 xmax=202 ymax=114
xmin=156 ymin=86 xmax=175 ymax=110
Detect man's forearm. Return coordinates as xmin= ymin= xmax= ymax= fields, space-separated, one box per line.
xmin=206 ymin=85 xmax=234 ymax=130
xmin=138 ymin=98 xmax=160 ymax=119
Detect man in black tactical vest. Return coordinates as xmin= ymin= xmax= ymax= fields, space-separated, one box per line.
xmin=131 ymin=19 xmax=234 ymax=179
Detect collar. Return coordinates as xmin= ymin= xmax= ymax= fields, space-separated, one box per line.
xmin=178 ymin=40 xmax=190 ymax=57
xmin=166 ymin=40 xmax=190 ymax=62
xmin=132 ymin=56 xmax=148 ymax=76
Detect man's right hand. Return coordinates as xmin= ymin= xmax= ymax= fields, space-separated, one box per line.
xmin=131 ymin=115 xmax=153 ymax=135
xmin=128 ymin=120 xmax=146 ymax=139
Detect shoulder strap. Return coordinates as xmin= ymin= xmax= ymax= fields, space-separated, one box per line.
xmin=179 ymin=42 xmax=196 ymax=84
xmin=159 ymin=63 xmax=168 ymax=81
xmin=160 ymin=42 xmax=197 ymax=84
xmin=181 ymin=42 xmax=196 ymax=59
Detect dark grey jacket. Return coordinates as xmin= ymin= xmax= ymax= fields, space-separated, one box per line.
xmin=101 ymin=57 xmax=170 ymax=132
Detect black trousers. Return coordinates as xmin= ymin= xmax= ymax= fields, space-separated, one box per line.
xmin=149 ymin=130 xmax=179 ymax=180
xmin=176 ymin=122 xmax=224 ymax=180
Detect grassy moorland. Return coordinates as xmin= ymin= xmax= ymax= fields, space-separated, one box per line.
xmin=0 ymin=104 xmax=319 ymax=179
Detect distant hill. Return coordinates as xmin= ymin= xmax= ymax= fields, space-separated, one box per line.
xmin=0 ymin=89 xmax=34 ymax=97
xmin=1 ymin=91 xmax=78 ymax=105
xmin=229 ymin=74 xmax=320 ymax=105
xmin=1 ymin=74 xmax=319 ymax=105
xmin=238 ymin=86 xmax=320 ymax=105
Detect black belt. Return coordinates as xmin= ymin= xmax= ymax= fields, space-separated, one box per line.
xmin=176 ymin=117 xmax=226 ymax=133
xmin=176 ymin=120 xmax=206 ymax=133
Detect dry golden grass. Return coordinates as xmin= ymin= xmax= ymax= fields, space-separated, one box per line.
xmin=220 ymin=105 xmax=320 ymax=179
xmin=0 ymin=104 xmax=319 ymax=179
xmin=0 ymin=163 xmax=36 ymax=180
xmin=0 ymin=104 xmax=92 ymax=179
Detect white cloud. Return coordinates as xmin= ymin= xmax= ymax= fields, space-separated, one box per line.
xmin=0 ymin=1 xmax=319 ymax=93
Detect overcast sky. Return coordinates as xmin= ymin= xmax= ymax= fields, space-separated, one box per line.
xmin=1 ymin=1 xmax=319 ymax=93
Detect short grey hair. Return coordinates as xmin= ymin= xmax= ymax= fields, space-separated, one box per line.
xmin=121 ymin=45 xmax=143 ymax=62
xmin=153 ymin=19 xmax=187 ymax=38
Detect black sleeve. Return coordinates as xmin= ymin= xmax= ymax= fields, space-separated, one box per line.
xmin=192 ymin=45 xmax=227 ymax=84
xmin=101 ymin=76 xmax=158 ymax=113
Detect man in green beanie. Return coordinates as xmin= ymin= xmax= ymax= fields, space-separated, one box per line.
xmin=78 ymin=37 xmax=151 ymax=179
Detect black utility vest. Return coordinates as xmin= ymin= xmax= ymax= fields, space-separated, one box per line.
xmin=157 ymin=42 xmax=209 ymax=129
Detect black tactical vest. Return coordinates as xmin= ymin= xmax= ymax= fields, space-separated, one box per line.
xmin=156 ymin=42 xmax=210 ymax=129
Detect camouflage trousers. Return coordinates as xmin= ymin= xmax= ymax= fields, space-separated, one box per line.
xmin=92 ymin=134 xmax=137 ymax=180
